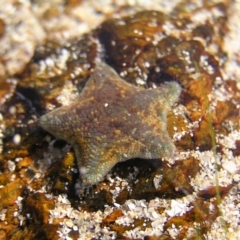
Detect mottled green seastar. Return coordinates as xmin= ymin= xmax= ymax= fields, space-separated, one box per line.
xmin=40 ymin=63 xmax=181 ymax=185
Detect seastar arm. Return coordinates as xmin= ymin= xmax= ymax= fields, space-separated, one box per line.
xmin=73 ymin=141 xmax=119 ymax=185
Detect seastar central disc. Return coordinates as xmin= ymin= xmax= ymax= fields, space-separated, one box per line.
xmin=40 ymin=63 xmax=181 ymax=185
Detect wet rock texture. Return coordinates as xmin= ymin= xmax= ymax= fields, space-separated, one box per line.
xmin=0 ymin=1 xmax=239 ymax=239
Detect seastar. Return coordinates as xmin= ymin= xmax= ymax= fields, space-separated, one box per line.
xmin=40 ymin=63 xmax=181 ymax=185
